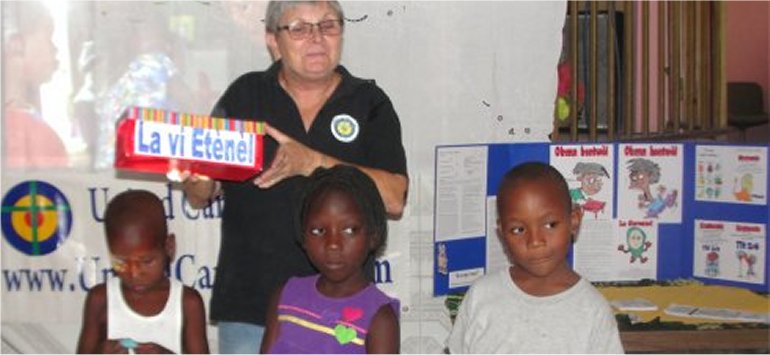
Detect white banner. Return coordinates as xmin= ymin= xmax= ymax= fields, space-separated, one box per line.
xmin=1 ymin=171 xmax=221 ymax=323
xmin=1 ymin=170 xmax=408 ymax=324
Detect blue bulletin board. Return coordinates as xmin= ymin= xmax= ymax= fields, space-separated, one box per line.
xmin=433 ymin=142 xmax=770 ymax=296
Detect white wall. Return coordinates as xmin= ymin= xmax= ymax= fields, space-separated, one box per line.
xmin=1 ymin=1 xmax=566 ymax=353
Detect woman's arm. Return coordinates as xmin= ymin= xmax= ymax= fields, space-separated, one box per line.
xmin=342 ymin=161 xmax=407 ymax=219
xmin=181 ymin=174 xmax=220 ymax=209
xmin=253 ymin=124 xmax=408 ymax=218
xmin=319 ymin=152 xmax=408 ymax=218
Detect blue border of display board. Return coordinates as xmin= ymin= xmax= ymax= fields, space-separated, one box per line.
xmin=433 ymin=141 xmax=770 ymax=296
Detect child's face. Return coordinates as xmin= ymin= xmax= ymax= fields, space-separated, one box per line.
xmin=629 ymin=170 xmax=650 ymax=190
xmin=627 ymin=229 xmax=645 ymax=249
xmin=109 ymin=224 xmax=171 ymax=294
xmin=22 ymin=17 xmax=59 ymax=87
xmin=497 ymin=180 xmax=581 ymax=280
xmin=303 ymin=189 xmax=373 ymax=286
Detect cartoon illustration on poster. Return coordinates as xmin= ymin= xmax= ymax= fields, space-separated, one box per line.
xmin=618 ymin=226 xmax=653 ymax=263
xmin=550 ymin=144 xmax=614 ymax=221
xmin=618 ymin=144 xmax=683 ymax=223
xmin=693 ymin=219 xmax=766 ymax=284
xmin=614 ymin=219 xmax=658 ymax=280
xmin=695 ymin=145 xmax=767 ymax=205
xmin=569 ymin=162 xmax=610 ymax=218
xmin=736 ymin=249 xmax=758 ymax=279
xmin=704 ymin=246 xmax=721 ymax=277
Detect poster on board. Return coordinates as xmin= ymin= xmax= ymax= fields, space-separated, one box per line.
xmin=550 ymin=144 xmax=614 ymax=221
xmin=693 ymin=219 xmax=766 ymax=285
xmin=618 ymin=143 xmax=684 ymax=223
xmin=433 ymin=142 xmax=769 ymax=296
xmin=695 ymin=145 xmax=767 ymax=205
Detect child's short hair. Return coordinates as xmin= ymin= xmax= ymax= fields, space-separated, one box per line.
xmin=104 ymin=189 xmax=167 ymax=245
xmin=297 ymin=165 xmax=388 ymax=256
xmin=497 ymin=161 xmax=572 ymax=213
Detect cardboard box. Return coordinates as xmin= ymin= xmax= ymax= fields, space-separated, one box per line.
xmin=115 ymin=107 xmax=265 ymax=181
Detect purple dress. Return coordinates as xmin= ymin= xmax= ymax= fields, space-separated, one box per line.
xmin=268 ymin=275 xmax=399 ymax=354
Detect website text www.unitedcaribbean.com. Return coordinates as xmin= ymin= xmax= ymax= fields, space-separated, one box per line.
xmin=3 ymin=256 xmax=394 ymax=293
xmin=2 ymin=254 xmax=216 ymax=293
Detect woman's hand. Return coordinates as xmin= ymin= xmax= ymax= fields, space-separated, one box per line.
xmin=253 ymin=123 xmax=323 ymax=189
xmin=180 ymin=170 xmax=219 ymax=209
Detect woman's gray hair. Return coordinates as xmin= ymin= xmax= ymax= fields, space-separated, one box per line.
xmin=265 ymin=0 xmax=344 ymax=33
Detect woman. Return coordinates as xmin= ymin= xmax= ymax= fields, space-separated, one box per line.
xmin=183 ymin=1 xmax=408 ymax=353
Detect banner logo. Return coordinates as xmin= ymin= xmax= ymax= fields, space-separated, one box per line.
xmin=2 ymin=181 xmax=72 ymax=256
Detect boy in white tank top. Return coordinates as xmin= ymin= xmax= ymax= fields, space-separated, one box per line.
xmin=77 ymin=190 xmax=209 ymax=353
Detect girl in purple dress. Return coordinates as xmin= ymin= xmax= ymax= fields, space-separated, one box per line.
xmin=261 ymin=165 xmax=400 ymax=354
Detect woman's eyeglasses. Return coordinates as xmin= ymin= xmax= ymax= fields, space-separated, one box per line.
xmin=276 ymin=19 xmax=344 ymax=40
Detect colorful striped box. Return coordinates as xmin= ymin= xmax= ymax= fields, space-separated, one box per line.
xmin=115 ymin=107 xmax=265 ymax=181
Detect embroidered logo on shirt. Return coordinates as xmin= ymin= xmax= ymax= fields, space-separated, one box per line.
xmin=330 ymin=114 xmax=359 ymax=143
xmin=342 ymin=307 xmax=363 ymax=322
xmin=334 ymin=324 xmax=357 ymax=345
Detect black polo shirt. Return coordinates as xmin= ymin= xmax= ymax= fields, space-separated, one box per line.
xmin=209 ymin=61 xmax=408 ymax=325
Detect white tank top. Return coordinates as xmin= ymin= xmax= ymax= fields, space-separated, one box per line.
xmin=107 ymin=277 xmax=183 ymax=354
